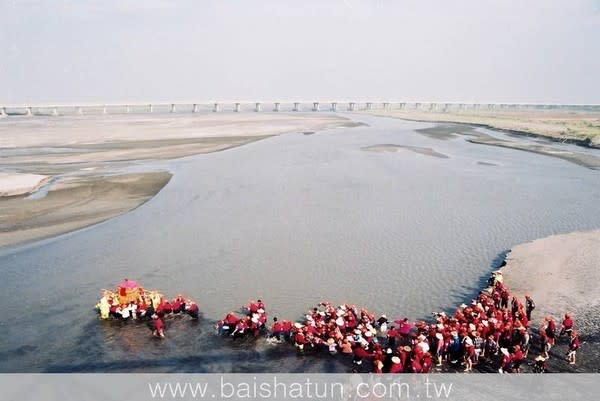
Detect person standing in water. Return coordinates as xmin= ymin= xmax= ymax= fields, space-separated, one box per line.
xmin=152 ymin=314 xmax=165 ymax=338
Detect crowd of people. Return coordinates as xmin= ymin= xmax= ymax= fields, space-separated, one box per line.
xmin=96 ymin=279 xmax=199 ymax=339
xmin=215 ymin=271 xmax=582 ymax=373
xmin=216 ymin=300 xmax=270 ymax=338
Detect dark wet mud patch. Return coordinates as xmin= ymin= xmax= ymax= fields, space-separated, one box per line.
xmin=415 ymin=124 xmax=479 ymax=140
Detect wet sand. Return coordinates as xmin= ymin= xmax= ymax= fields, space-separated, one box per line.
xmin=413 ymin=123 xmax=600 ymax=169
xmin=367 ymin=109 xmax=600 ymax=147
xmin=502 ymin=230 xmax=600 ymax=372
xmin=362 ymin=144 xmax=449 ymax=158
xmin=0 ymin=172 xmax=172 ymax=248
xmin=0 ymin=113 xmax=353 ymax=249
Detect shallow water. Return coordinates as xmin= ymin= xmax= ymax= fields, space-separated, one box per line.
xmin=1 ymin=114 xmax=599 ymax=372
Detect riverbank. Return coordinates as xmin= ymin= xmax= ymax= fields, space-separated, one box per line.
xmin=407 ymin=122 xmax=600 ymax=169
xmin=0 ymin=113 xmax=355 ymax=248
xmin=366 ymin=109 xmax=600 ymax=148
xmin=502 ymin=230 xmax=600 ymax=372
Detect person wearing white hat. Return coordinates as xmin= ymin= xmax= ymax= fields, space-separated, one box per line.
xmin=326 ymin=338 xmax=337 ymax=355
xmin=499 ymin=348 xmax=512 ymax=373
xmin=389 ymin=356 xmax=403 ymax=373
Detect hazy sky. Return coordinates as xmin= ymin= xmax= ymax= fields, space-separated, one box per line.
xmin=1 ymin=0 xmax=599 ymax=104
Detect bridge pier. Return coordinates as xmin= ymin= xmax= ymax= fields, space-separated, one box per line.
xmin=255 ymin=102 xmax=262 ymax=112
xmin=331 ymin=102 xmax=337 ymax=112
xmin=399 ymin=103 xmax=406 ymax=110
xmin=193 ymin=104 xmax=199 ymax=113
xmin=348 ymin=102 xmax=356 ymax=111
xmin=273 ymin=102 xmax=280 ymax=112
xmin=234 ymin=103 xmax=241 ymax=112
xmin=102 ymin=106 xmax=107 ymax=115
xmin=125 ymin=105 xmax=130 ymax=114
xmin=76 ymin=107 xmax=83 ymax=115
xmin=170 ymin=104 xmax=176 ymax=113
xmin=293 ymin=102 xmax=300 ymax=112
xmin=213 ymin=103 xmax=220 ymax=113
xmin=366 ymin=102 xmax=372 ymax=110
xmin=0 ymin=107 xmax=6 ymax=118
xmin=149 ymin=104 xmax=153 ymax=113
xmin=52 ymin=107 xmax=59 ymax=116
xmin=383 ymin=102 xmax=389 ymax=110
xmin=312 ymin=102 xmax=320 ymax=112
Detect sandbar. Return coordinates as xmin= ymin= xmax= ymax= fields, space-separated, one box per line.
xmin=0 ymin=113 xmax=354 ymax=248
xmin=502 ymin=230 xmax=600 ymax=371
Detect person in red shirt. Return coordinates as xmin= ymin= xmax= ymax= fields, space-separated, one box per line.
xmin=545 ymin=316 xmax=557 ymax=346
xmin=386 ymin=326 xmax=398 ymax=348
xmin=232 ymin=318 xmax=249 ymax=338
xmin=171 ymin=296 xmax=183 ymax=314
xmin=499 ymin=348 xmax=512 ymax=373
xmin=246 ymin=300 xmax=259 ymax=314
xmin=512 ymin=345 xmax=524 ymax=373
xmin=294 ymin=330 xmax=307 ymax=351
xmin=410 ymin=355 xmax=423 ymax=373
xmin=152 ymin=314 xmax=165 ymax=338
xmin=389 ymin=356 xmax=403 ymax=373
xmin=281 ymin=320 xmax=293 ymax=338
xmin=560 ymin=313 xmax=574 ymax=338
xmin=217 ymin=312 xmax=239 ymax=335
xmin=353 ymin=344 xmax=372 ymax=368
xmin=567 ymin=330 xmax=580 ymax=365
xmin=270 ymin=317 xmax=284 ymax=340
xmin=185 ymin=301 xmax=199 ymax=319
xmin=421 ymin=352 xmax=432 ymax=373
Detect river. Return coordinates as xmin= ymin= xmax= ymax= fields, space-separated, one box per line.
xmin=1 ymin=114 xmax=599 ymax=372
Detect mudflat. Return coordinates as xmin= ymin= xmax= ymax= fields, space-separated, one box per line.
xmin=0 ymin=113 xmax=354 ymax=248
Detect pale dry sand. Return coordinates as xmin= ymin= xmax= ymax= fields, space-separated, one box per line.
xmin=503 ymin=230 xmax=600 ymax=328
xmin=0 ymin=113 xmax=355 ymax=248
xmin=0 ymin=173 xmax=50 ymax=197
xmin=0 ymin=113 xmax=354 ymax=148
xmin=502 ymin=230 xmax=600 ymax=371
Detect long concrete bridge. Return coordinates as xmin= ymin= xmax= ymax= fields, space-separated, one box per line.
xmin=1 ymin=101 xmax=598 ymax=117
